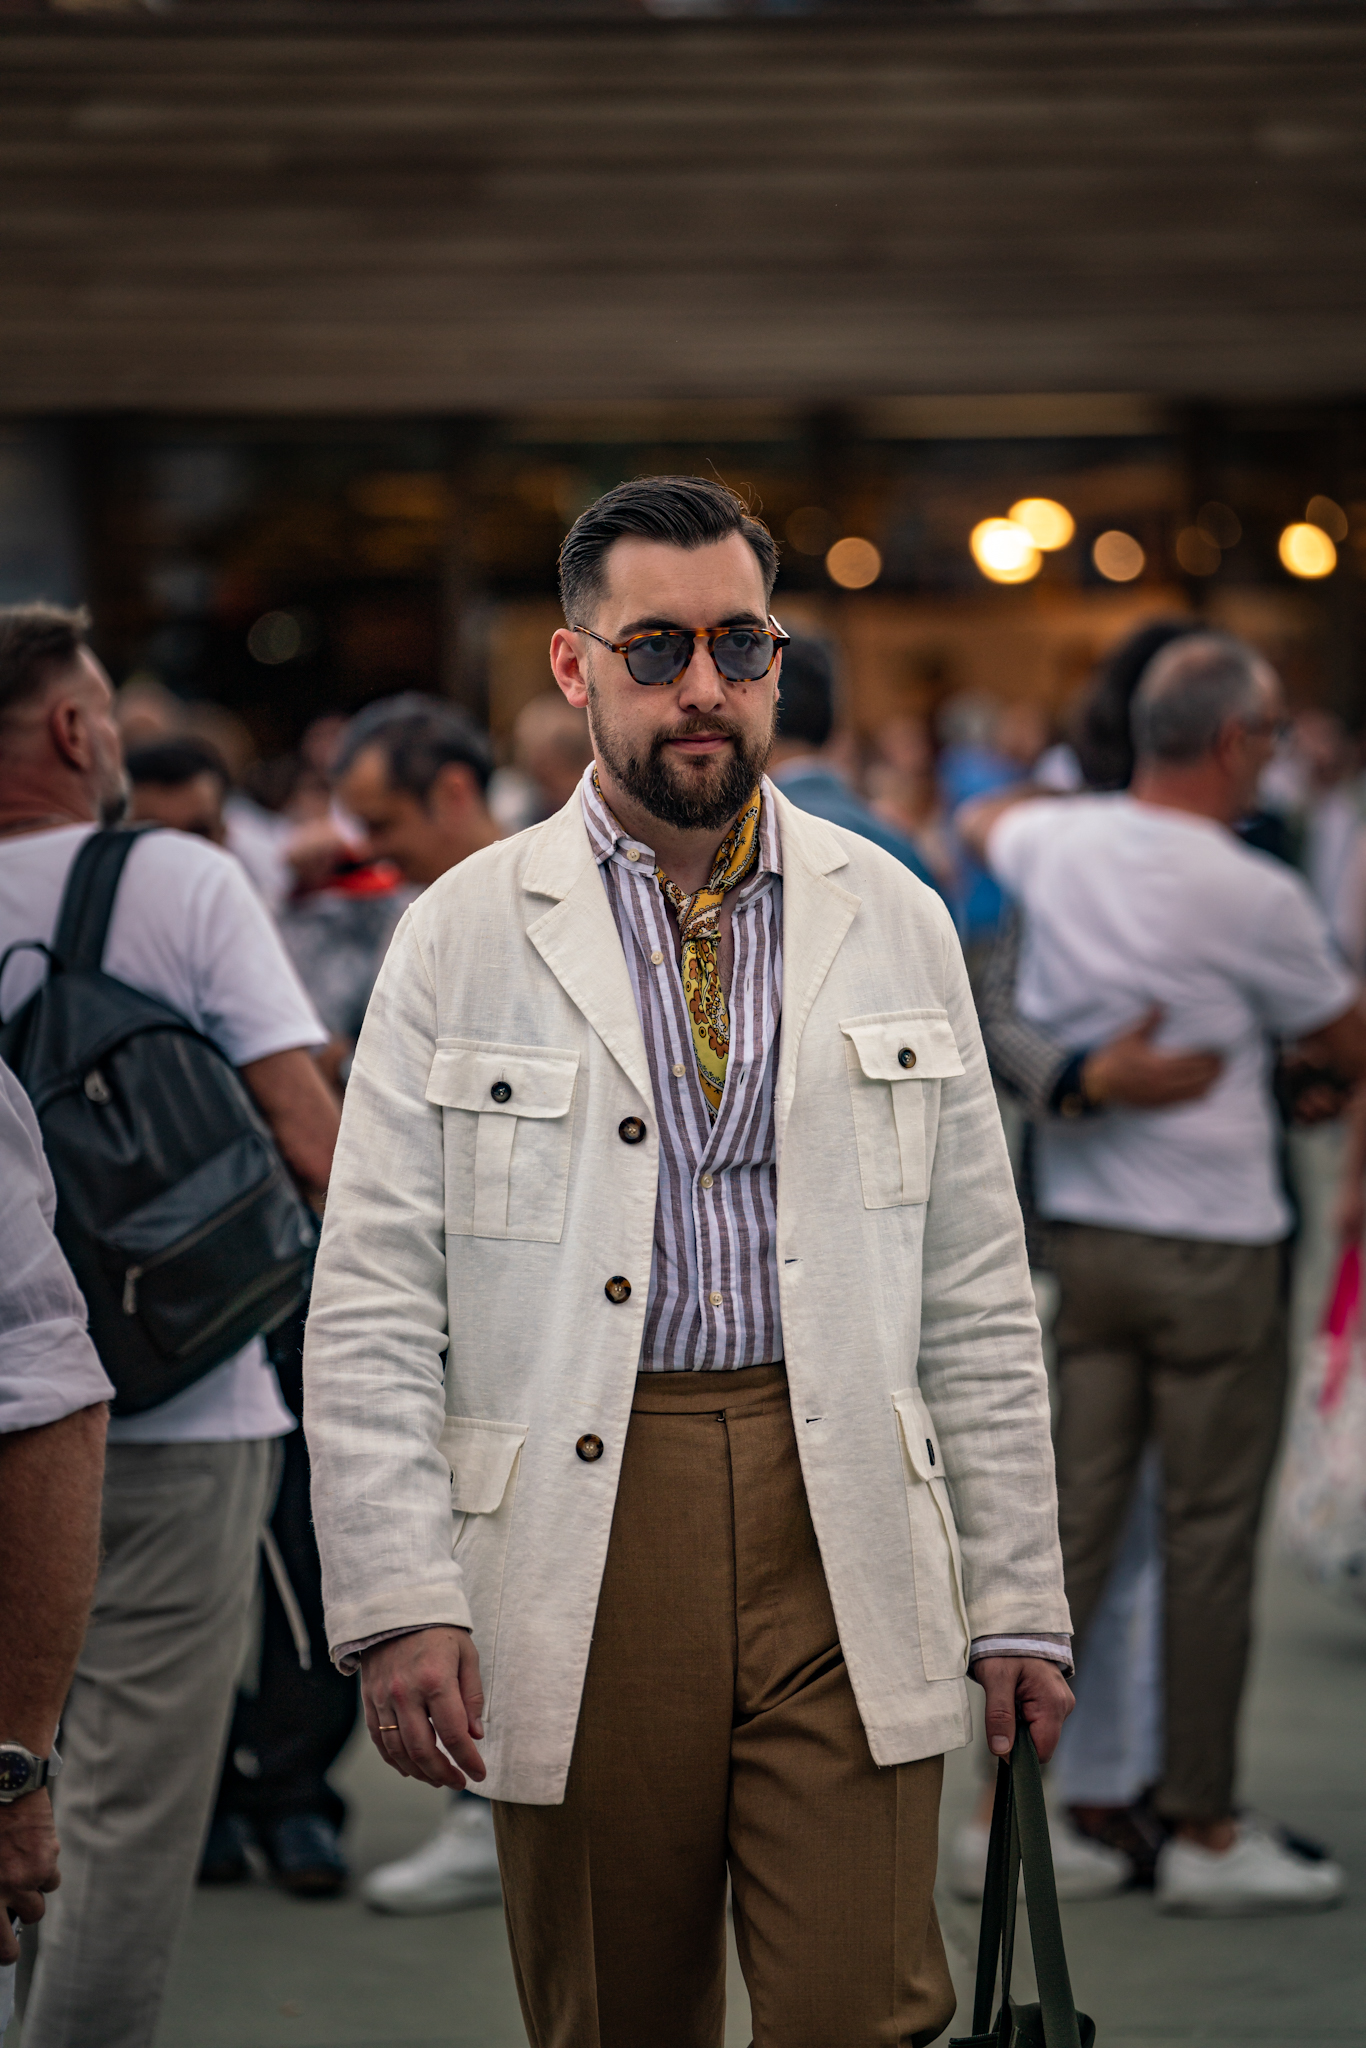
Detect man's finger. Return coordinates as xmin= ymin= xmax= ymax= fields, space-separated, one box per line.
xmin=976 ymin=1663 xmax=1018 ymax=1758
xmin=391 ymin=1682 xmax=470 ymax=1791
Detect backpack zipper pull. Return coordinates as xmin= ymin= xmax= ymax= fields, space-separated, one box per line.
xmin=122 ymin=1266 xmax=142 ymax=1316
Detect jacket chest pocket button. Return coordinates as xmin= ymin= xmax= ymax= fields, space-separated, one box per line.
xmin=489 ymin=1080 xmax=512 ymax=1103
xmin=618 ymin=1117 xmax=646 ymax=1144
xmin=576 ymin=1434 xmax=604 ymax=1462
xmin=897 ymin=1046 xmax=917 ymax=1070
xmin=604 ymin=1275 xmax=632 ymax=1304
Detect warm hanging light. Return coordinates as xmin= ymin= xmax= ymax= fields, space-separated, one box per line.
xmin=970 ymin=518 xmax=1041 ymax=585
xmin=1279 ymin=523 xmax=1337 ymax=578
xmin=825 ymin=536 xmax=882 ymax=589
xmin=1092 ymin=531 xmax=1145 ymax=583
xmin=1008 ymin=498 xmax=1075 ymax=551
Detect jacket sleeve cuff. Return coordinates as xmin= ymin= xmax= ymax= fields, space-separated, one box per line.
xmin=332 ymin=1621 xmax=469 ymax=1676
xmin=969 ymin=1632 xmax=1074 ymax=1677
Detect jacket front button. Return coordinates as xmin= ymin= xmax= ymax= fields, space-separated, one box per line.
xmin=490 ymin=1079 xmax=513 ymax=1102
xmin=604 ymin=1275 xmax=632 ymax=1304
xmin=576 ymin=1433 xmax=604 ymax=1462
xmin=618 ymin=1116 xmax=646 ymax=1144
xmin=897 ymin=1046 xmax=917 ymax=1070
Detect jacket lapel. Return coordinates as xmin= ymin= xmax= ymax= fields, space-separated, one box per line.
xmin=521 ymin=798 xmax=654 ymax=1107
xmin=771 ymin=788 xmax=860 ymax=1142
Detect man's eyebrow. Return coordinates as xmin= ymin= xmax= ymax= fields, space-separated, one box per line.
xmin=613 ymin=611 xmax=767 ymax=637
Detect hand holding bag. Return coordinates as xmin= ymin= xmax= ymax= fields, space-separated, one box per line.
xmin=949 ymin=1725 xmax=1096 ymax=2048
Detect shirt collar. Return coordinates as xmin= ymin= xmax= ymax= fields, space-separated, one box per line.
xmin=579 ymin=763 xmax=783 ymax=879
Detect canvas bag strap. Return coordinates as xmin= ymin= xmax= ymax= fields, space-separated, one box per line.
xmin=967 ymin=1729 xmax=1084 ymax=2048
xmin=52 ymin=826 xmax=155 ymax=974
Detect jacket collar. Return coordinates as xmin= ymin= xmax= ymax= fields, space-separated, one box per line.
xmin=518 ymin=781 xmax=858 ymax=1114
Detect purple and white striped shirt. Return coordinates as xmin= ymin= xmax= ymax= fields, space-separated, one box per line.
xmin=581 ymin=767 xmax=783 ymax=1373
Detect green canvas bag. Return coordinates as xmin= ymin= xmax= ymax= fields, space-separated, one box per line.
xmin=949 ymin=1726 xmax=1097 ymax=2048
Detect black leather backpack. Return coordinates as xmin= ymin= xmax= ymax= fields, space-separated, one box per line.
xmin=0 ymin=827 xmax=318 ymax=1415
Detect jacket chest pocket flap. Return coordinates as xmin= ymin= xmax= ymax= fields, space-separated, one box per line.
xmin=427 ymin=1039 xmax=579 ymax=1242
xmin=840 ymin=1011 xmax=964 ymax=1209
xmin=893 ymin=1388 xmax=971 ymax=1682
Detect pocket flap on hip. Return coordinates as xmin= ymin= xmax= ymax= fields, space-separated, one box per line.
xmin=438 ymin=1416 xmax=530 ymax=1513
xmin=426 ymin=1039 xmax=579 ymax=1118
xmin=840 ymin=1010 xmax=964 ymax=1083
xmin=893 ymin=1386 xmax=945 ymax=1482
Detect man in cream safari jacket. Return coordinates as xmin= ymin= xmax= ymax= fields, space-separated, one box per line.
xmin=305 ymin=478 xmax=1072 ymax=2048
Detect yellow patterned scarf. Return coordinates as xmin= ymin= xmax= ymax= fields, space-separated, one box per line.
xmin=654 ymin=789 xmax=762 ymax=1118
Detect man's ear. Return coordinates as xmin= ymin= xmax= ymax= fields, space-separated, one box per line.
xmin=48 ymin=691 xmax=90 ymax=771
xmin=550 ymin=629 xmax=590 ymax=710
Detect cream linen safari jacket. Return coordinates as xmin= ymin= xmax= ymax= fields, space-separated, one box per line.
xmin=303 ymin=787 xmax=1069 ymax=1805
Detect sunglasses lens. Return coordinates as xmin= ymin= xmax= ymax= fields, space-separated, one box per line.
xmin=624 ymin=634 xmax=691 ymax=685
xmin=712 ymin=629 xmax=775 ymax=682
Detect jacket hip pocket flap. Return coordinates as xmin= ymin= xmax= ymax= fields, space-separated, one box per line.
xmin=438 ymin=1416 xmax=530 ymax=1513
xmin=893 ymin=1387 xmax=945 ymax=1481
xmin=840 ymin=1010 xmax=964 ymax=1083
xmin=426 ymin=1040 xmax=579 ymax=1119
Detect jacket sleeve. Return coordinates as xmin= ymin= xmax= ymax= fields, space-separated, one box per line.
xmin=913 ymin=894 xmax=1071 ymax=1641
xmin=303 ymin=908 xmax=471 ymax=1653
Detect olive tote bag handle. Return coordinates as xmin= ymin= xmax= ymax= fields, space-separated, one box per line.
xmin=949 ymin=1725 xmax=1096 ymax=2048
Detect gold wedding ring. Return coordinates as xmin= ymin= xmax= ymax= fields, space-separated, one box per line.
xmin=377 ymin=1722 xmax=399 ymax=1731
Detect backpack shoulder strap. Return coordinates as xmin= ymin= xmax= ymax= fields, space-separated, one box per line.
xmin=52 ymin=826 xmax=158 ymax=974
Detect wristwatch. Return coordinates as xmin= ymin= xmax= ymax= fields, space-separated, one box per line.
xmin=0 ymin=1742 xmax=61 ymax=1804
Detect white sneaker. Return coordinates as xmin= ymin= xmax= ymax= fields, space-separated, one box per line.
xmin=946 ymin=1814 xmax=1130 ymax=1903
xmin=1156 ymin=1819 xmax=1345 ymax=1917
xmin=361 ymin=1795 xmax=502 ymax=1915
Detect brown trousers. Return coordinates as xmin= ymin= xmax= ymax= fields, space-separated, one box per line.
xmin=1049 ymin=1223 xmax=1287 ymax=1822
xmin=493 ymin=1364 xmax=955 ymax=2048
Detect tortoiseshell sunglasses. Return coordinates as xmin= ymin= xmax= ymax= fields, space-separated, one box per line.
xmin=572 ymin=616 xmax=790 ymax=687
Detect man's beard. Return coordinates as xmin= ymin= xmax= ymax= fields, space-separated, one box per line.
xmin=587 ymin=684 xmax=774 ymax=833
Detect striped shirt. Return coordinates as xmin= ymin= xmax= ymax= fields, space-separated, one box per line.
xmin=581 ymin=767 xmax=783 ymax=1372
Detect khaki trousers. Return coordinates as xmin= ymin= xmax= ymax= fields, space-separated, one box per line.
xmin=493 ymin=1364 xmax=954 ymax=2048
xmin=1049 ymin=1224 xmax=1287 ymax=1822
xmin=22 ymin=1437 xmax=278 ymax=2048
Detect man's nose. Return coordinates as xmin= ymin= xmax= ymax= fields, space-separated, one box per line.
xmin=675 ymin=636 xmax=727 ymax=714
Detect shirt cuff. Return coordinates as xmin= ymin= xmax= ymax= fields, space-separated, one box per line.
xmin=969 ymin=1633 xmax=1074 ymax=1677
xmin=1048 ymin=1052 xmax=1099 ymax=1121
xmin=332 ymin=1623 xmax=453 ymax=1675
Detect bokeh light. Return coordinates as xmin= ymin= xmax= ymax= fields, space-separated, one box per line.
xmin=1008 ymin=498 xmax=1075 ymax=551
xmin=1175 ymin=527 xmax=1221 ymax=576
xmin=825 ymin=536 xmax=882 ymax=589
xmin=247 ymin=610 xmax=306 ymax=664
xmin=1091 ymin=530 xmax=1145 ymax=582
xmin=1305 ymin=494 xmax=1348 ymax=542
xmin=1279 ymin=522 xmax=1337 ymax=578
xmin=970 ymin=518 xmax=1041 ymax=585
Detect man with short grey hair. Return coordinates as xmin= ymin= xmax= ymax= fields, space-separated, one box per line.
xmin=963 ymin=631 xmax=1366 ymax=1915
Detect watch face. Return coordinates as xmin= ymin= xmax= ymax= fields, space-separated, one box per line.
xmin=0 ymin=1750 xmax=32 ymax=1793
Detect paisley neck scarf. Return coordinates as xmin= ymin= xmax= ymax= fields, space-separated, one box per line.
xmin=653 ymin=789 xmax=762 ymax=1118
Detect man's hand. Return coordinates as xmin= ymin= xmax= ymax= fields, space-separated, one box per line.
xmin=1082 ymin=1006 xmax=1222 ymax=1111
xmin=0 ymin=1791 xmax=60 ymax=1963
xmin=361 ymin=1626 xmax=487 ymax=1792
xmin=971 ymin=1656 xmax=1074 ymax=1763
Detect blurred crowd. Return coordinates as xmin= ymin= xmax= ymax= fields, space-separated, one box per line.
xmin=3 ymin=595 xmax=1365 ymax=2047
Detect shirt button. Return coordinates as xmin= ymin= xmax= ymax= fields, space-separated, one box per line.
xmin=490 ymin=1080 xmax=513 ymax=1103
xmin=618 ymin=1116 xmax=646 ymax=1144
xmin=604 ymin=1275 xmax=632 ymax=1304
xmin=709 ymin=1291 xmax=723 ymax=1307
xmin=650 ymin=949 xmax=664 ymax=966
xmin=897 ymin=1046 xmax=917 ymax=1070
xmin=576 ymin=1434 xmax=604 ymax=1462
xmin=671 ymin=1062 xmax=686 ymax=1078
xmin=626 ymin=848 xmax=641 ymax=862
xmin=700 ymin=1173 xmax=713 ymax=1189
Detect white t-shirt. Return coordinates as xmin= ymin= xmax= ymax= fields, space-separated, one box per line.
xmin=0 ymin=825 xmax=326 ymax=1442
xmin=989 ymin=795 xmax=1356 ymax=1243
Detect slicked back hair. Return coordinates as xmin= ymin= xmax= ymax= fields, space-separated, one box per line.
xmin=1130 ymin=633 xmax=1268 ymax=765
xmin=333 ymin=693 xmax=494 ymax=799
xmin=0 ymin=603 xmax=92 ymax=725
xmin=558 ymin=476 xmax=779 ymax=628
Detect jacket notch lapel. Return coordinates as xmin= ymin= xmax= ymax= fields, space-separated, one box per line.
xmin=772 ymin=792 xmax=859 ymax=1141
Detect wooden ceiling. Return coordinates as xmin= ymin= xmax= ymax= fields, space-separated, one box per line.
xmin=3 ymin=5 xmax=1366 ymax=413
